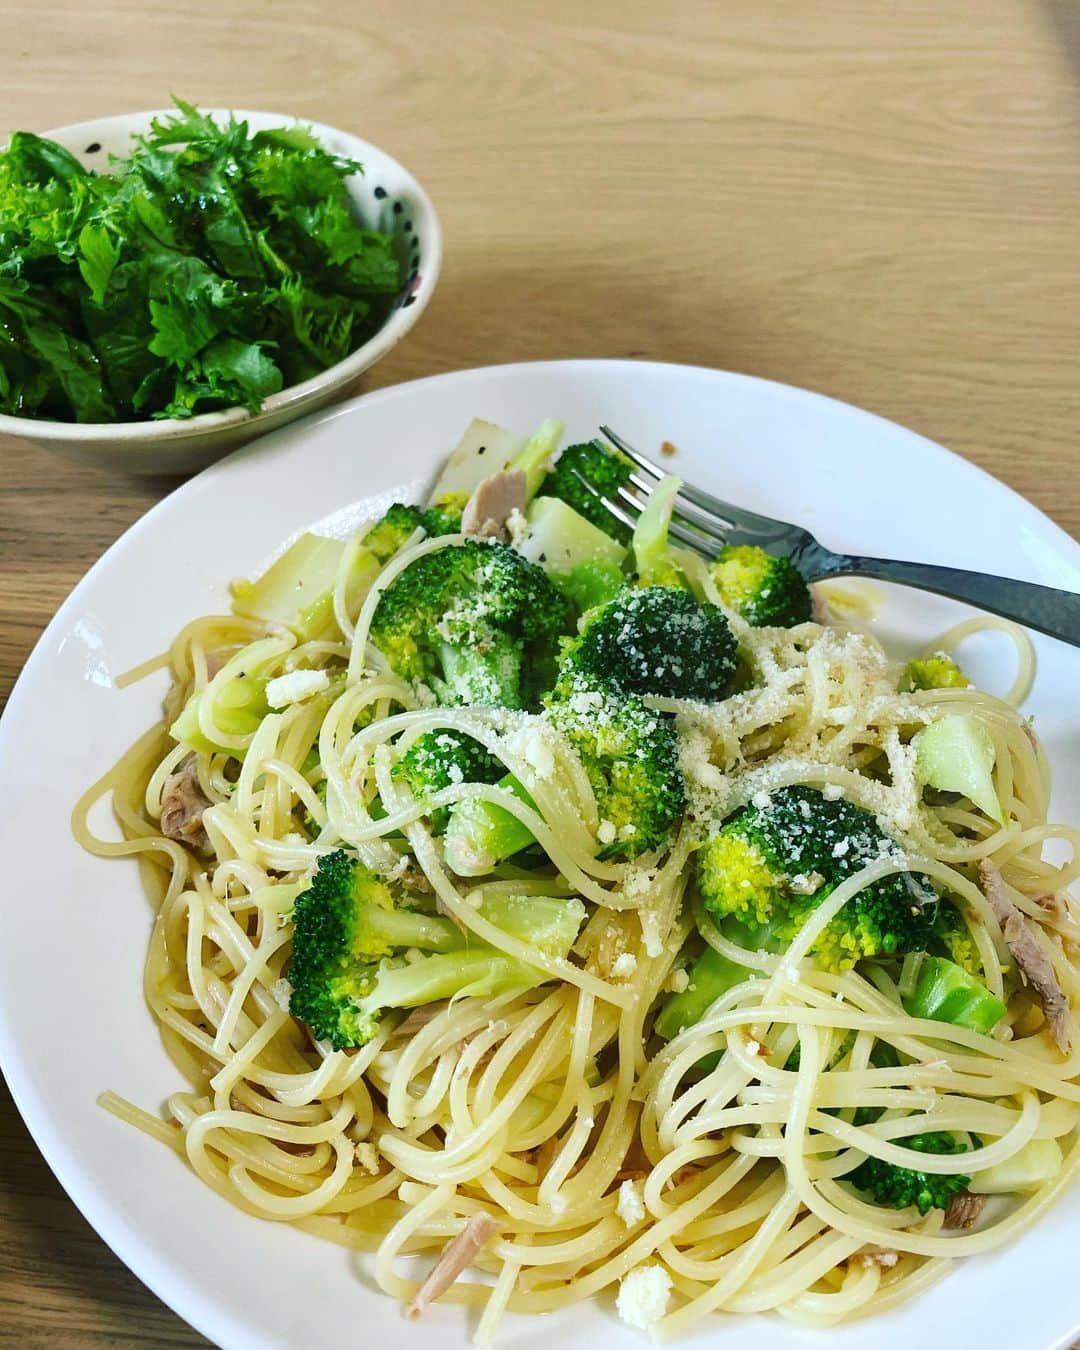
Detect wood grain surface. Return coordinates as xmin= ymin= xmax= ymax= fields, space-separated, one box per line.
xmin=1 ymin=1 xmax=1079 ymax=1343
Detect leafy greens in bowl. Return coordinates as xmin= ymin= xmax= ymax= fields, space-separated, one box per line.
xmin=0 ymin=103 xmax=440 ymax=472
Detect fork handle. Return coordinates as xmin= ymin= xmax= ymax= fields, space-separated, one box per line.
xmin=810 ymin=551 xmax=1080 ymax=648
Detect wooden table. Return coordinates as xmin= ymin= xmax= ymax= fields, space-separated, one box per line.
xmin=2 ymin=0 xmax=1079 ymax=1342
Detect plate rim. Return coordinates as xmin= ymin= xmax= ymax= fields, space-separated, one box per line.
xmin=2 ymin=356 xmax=1078 ymax=1349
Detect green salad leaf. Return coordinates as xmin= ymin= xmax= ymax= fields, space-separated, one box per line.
xmin=0 ymin=99 xmax=402 ymax=423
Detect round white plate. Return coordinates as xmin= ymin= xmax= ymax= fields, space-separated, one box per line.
xmin=2 ymin=360 xmax=1078 ymax=1350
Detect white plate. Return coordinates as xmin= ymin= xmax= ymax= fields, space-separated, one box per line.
xmin=2 ymin=360 xmax=1079 ymax=1350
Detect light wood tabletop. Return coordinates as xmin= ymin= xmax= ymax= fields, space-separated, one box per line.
xmin=2 ymin=0 xmax=1079 ymax=1343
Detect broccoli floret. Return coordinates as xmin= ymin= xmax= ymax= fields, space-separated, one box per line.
xmin=422 ymin=490 xmax=468 ymax=536
xmin=711 ymin=545 xmax=812 ymax=627
xmin=364 ymin=503 xmax=426 ymax=562
xmin=697 ymin=786 xmax=936 ymax=972
xmin=545 ymin=675 xmax=685 ymax=860
xmin=393 ymin=729 xmax=505 ymax=833
xmin=560 ymin=587 xmax=737 ymax=702
xmin=902 ymin=654 xmax=970 ymax=692
xmin=932 ymin=901 xmax=981 ymax=976
xmin=540 ymin=441 xmax=634 ymax=543
xmin=288 ymin=849 xmax=463 ymax=1048
xmin=288 ymin=850 xmax=585 ymax=1048
xmin=849 ymin=1132 xmax=971 ymax=1216
xmin=364 ymin=498 xmax=466 ymax=565
xmin=370 ymin=539 xmax=573 ymax=709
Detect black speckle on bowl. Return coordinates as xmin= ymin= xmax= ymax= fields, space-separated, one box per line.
xmin=85 ymin=141 xmax=102 ymax=154
xmin=373 ymin=185 xmax=387 ymax=200
xmin=392 ymin=201 xmax=403 ymax=215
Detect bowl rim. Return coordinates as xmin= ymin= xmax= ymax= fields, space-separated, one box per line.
xmin=0 ymin=107 xmax=442 ymax=443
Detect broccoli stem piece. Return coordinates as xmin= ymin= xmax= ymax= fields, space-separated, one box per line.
xmin=510 ymin=418 xmax=564 ymax=502
xmin=436 ymin=635 xmax=525 ymax=708
xmin=170 ymin=637 xmax=284 ymax=754
xmin=514 ymin=495 xmax=628 ymax=612
xmin=903 ymin=955 xmax=1006 ymax=1033
xmin=231 ymin=531 xmax=381 ymax=643
xmin=359 ymin=947 xmax=553 ymax=1016
xmin=472 ymin=892 xmax=586 ymax=956
xmin=631 ymin=473 xmax=684 ymax=587
xmin=915 ymin=714 xmax=1005 ymax=826
xmin=968 ymin=1137 xmax=1062 ymax=1195
xmin=654 ymin=945 xmax=754 ymax=1039
xmin=443 ymin=776 xmax=537 ymax=876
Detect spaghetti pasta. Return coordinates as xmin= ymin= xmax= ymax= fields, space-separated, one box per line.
xmin=74 ymin=434 xmax=1080 ymax=1342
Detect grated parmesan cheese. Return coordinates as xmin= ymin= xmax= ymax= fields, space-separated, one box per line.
xmin=612 ymin=952 xmax=638 ymax=979
xmin=269 ymin=977 xmax=293 ymax=1012
xmin=355 ymin=1141 xmax=379 ymax=1174
xmin=265 ymin=668 xmax=330 ymax=708
xmin=617 ymin=1179 xmax=646 ymax=1227
xmin=617 ymin=1265 xmax=672 ymax=1331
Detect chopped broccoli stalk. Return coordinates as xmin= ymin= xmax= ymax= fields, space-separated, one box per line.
xmin=849 ymin=1132 xmax=971 ymax=1215
xmin=539 ymin=440 xmax=634 ymax=543
xmin=560 ymin=587 xmax=737 ymax=702
xmin=968 ymin=1137 xmax=1062 ymax=1196
xmin=903 ymin=654 xmax=969 ymax=692
xmin=510 ymin=418 xmax=564 ymax=502
xmin=428 ymin=418 xmax=527 ymax=501
xmin=436 ymin=634 xmax=530 ymax=707
xmin=710 ymin=545 xmax=812 ymax=628
xmin=443 ymin=775 xmax=537 ymax=876
xmin=903 ymin=955 xmax=1006 ymax=1033
xmin=393 ymin=729 xmax=505 ymax=832
xmin=170 ymin=640 xmax=276 ymax=754
xmin=476 ymin=891 xmax=586 ymax=956
xmin=289 ymin=851 xmax=585 ymax=1048
xmin=654 ymin=945 xmax=754 ymax=1039
xmin=915 ymin=714 xmax=1005 ymax=826
xmin=516 ymin=494 xmax=627 ymax=573
xmin=515 ymin=494 xmax=629 ymax=610
xmin=697 ymin=786 xmax=937 ymax=973
xmin=355 ymin=947 xmax=552 ymax=1020
xmin=232 ymin=532 xmax=380 ymax=642
xmin=369 ymin=539 xmax=573 ymax=710
xmin=631 ymin=473 xmax=684 ymax=588
xmin=545 ymin=676 xmax=685 ymax=860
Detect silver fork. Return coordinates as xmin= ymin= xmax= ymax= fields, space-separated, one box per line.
xmin=579 ymin=426 xmax=1080 ymax=648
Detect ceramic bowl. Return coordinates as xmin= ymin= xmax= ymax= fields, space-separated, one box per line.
xmin=0 ymin=109 xmax=441 ymax=474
